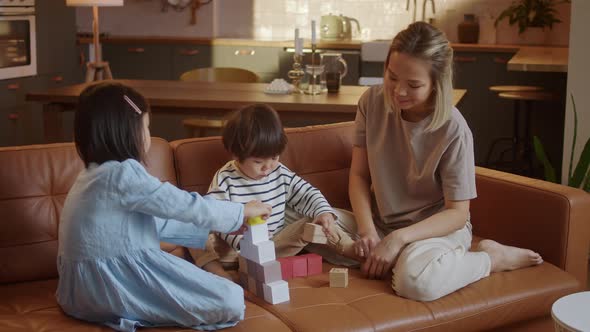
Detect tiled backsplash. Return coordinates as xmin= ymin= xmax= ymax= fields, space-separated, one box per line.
xmin=253 ymin=0 xmax=570 ymax=45
xmin=75 ymin=0 xmax=570 ymax=45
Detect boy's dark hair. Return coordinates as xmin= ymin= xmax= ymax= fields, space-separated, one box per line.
xmin=74 ymin=82 xmax=150 ymax=167
xmin=222 ymin=104 xmax=287 ymax=161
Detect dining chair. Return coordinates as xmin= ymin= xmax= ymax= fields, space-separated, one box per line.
xmin=180 ymin=67 xmax=259 ymax=137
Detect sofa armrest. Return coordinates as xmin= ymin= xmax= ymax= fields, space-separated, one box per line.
xmin=471 ymin=167 xmax=590 ymax=287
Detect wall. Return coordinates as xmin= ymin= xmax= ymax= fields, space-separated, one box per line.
xmin=76 ymin=0 xmax=570 ymax=45
xmin=562 ymin=0 xmax=589 ymax=185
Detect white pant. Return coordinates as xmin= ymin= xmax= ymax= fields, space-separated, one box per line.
xmin=336 ymin=211 xmax=492 ymax=302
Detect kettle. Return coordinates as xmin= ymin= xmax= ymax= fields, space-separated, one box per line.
xmin=342 ymin=16 xmax=361 ymax=40
xmin=320 ymin=14 xmax=345 ymax=40
xmin=320 ymin=14 xmax=361 ymax=40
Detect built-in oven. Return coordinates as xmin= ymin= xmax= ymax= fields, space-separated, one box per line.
xmin=0 ymin=0 xmax=36 ymax=80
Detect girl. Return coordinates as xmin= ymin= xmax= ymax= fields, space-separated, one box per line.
xmin=348 ymin=22 xmax=543 ymax=301
xmin=56 ymin=82 xmax=271 ymax=331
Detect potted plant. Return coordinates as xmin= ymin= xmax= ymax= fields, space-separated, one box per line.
xmin=495 ymin=0 xmax=569 ymax=33
xmin=494 ymin=0 xmax=570 ymax=44
xmin=533 ymin=94 xmax=590 ymax=192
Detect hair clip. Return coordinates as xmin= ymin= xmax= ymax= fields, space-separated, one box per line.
xmin=124 ymin=95 xmax=142 ymax=115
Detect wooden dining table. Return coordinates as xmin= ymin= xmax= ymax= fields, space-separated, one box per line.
xmin=26 ymin=80 xmax=467 ymax=142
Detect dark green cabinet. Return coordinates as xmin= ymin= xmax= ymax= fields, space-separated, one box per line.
xmin=171 ymin=44 xmax=213 ymax=80
xmin=103 ymin=44 xmax=173 ymax=80
xmin=0 ymin=2 xmax=81 ymax=147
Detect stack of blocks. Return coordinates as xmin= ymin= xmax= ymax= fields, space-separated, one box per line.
xmin=238 ymin=217 xmax=289 ymax=304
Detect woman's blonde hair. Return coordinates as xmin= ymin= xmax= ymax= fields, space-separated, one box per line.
xmin=383 ymin=22 xmax=453 ymax=131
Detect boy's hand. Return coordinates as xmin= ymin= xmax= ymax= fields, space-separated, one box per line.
xmin=312 ymin=212 xmax=337 ymax=235
xmin=244 ymin=200 xmax=272 ymax=220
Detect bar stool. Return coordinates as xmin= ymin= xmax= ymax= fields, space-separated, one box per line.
xmin=486 ymin=85 xmax=555 ymax=176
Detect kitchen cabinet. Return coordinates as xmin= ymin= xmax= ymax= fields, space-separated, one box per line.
xmin=211 ymin=45 xmax=281 ymax=83
xmin=103 ymin=44 xmax=173 ymax=80
xmin=171 ymin=44 xmax=212 ymax=80
xmin=0 ymin=2 xmax=82 ymax=147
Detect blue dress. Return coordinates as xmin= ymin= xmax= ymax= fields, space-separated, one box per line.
xmin=56 ymin=159 xmax=246 ymax=331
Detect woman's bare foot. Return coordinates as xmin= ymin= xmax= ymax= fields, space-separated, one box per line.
xmin=477 ymin=239 xmax=543 ymax=273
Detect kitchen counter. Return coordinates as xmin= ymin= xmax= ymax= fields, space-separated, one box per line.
xmin=507 ymin=46 xmax=568 ymax=72
xmin=77 ymin=35 xmax=564 ymax=54
xmin=26 ymin=80 xmax=466 ymax=143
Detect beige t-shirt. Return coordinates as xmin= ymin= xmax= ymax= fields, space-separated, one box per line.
xmin=354 ymin=85 xmax=477 ymax=232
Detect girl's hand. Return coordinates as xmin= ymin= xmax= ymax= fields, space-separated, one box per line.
xmin=361 ymin=231 xmax=406 ymax=280
xmin=312 ymin=212 xmax=337 ymax=235
xmin=243 ymin=200 xmax=272 ymax=220
xmin=354 ymin=230 xmax=380 ymax=258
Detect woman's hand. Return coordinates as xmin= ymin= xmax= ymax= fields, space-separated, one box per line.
xmin=312 ymin=212 xmax=337 ymax=235
xmin=361 ymin=231 xmax=406 ymax=280
xmin=354 ymin=229 xmax=380 ymax=259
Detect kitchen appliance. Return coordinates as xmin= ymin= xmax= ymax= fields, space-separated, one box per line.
xmin=0 ymin=0 xmax=36 ymax=80
xmin=320 ymin=14 xmax=360 ymax=40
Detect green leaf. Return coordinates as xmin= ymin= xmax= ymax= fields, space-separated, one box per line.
xmin=533 ymin=136 xmax=557 ymax=183
xmin=568 ymin=94 xmax=578 ymax=183
xmin=569 ymin=136 xmax=590 ymax=188
xmin=582 ymin=166 xmax=590 ymax=193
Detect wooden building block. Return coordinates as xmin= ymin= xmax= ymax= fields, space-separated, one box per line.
xmin=301 ymin=253 xmax=322 ymax=275
xmin=289 ymin=256 xmax=308 ymax=277
xmin=276 ymin=257 xmax=293 ymax=280
xmin=238 ymin=271 xmax=248 ymax=288
xmin=238 ymin=255 xmax=249 ymax=274
xmin=329 ymin=268 xmax=348 ymax=288
xmin=244 ymin=222 xmax=269 ymax=244
xmin=302 ymin=223 xmax=327 ymax=244
xmin=247 ymin=276 xmax=258 ymax=295
xmin=263 ymin=280 xmax=290 ymax=304
xmin=240 ymin=239 xmax=276 ymax=264
xmin=255 ymin=260 xmax=283 ymax=283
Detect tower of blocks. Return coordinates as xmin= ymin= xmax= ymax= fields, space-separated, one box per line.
xmin=238 ymin=218 xmax=325 ymax=303
xmin=238 ymin=217 xmax=289 ymax=304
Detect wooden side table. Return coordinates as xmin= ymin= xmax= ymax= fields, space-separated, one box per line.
xmin=551 ymin=291 xmax=590 ymax=331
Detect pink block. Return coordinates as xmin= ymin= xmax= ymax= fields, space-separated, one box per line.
xmin=288 ymin=256 xmax=308 ymax=277
xmin=276 ymin=257 xmax=293 ymax=280
xmin=301 ymin=253 xmax=322 ymax=275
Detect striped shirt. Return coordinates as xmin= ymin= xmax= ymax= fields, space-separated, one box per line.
xmin=208 ymin=160 xmax=335 ymax=250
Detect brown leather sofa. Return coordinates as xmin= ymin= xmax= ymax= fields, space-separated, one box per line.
xmin=1 ymin=122 xmax=588 ymax=332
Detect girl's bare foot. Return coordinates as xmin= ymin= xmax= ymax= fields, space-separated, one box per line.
xmin=477 ymin=239 xmax=543 ymax=273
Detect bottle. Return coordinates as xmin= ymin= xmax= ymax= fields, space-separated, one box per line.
xmin=458 ymin=14 xmax=479 ymax=44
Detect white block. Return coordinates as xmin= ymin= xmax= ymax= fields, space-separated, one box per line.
xmin=240 ymin=239 xmax=276 ymax=264
xmin=263 ymin=280 xmax=290 ymax=304
xmin=243 ymin=223 xmax=269 ymax=244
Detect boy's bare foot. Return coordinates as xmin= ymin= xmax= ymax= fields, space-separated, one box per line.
xmin=477 ymin=239 xmax=543 ymax=273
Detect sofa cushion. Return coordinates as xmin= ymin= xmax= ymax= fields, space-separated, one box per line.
xmin=0 ymin=279 xmax=291 ymax=332
xmin=171 ymin=122 xmax=354 ymax=209
xmin=0 ymin=138 xmax=178 ymax=284
xmin=244 ymin=261 xmax=578 ymax=332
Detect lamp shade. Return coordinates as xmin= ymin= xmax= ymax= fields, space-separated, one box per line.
xmin=66 ymin=0 xmax=123 ymax=6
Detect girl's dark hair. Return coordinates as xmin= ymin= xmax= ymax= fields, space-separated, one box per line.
xmin=74 ymin=82 xmax=150 ymax=167
xmin=222 ymin=104 xmax=287 ymax=161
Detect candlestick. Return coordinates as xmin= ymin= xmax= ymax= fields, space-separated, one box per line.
xmin=311 ymin=20 xmax=316 ymax=45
